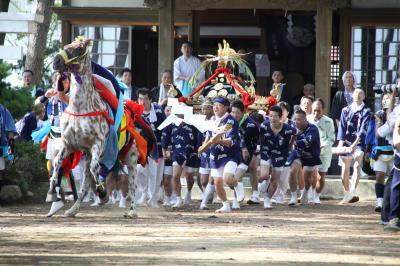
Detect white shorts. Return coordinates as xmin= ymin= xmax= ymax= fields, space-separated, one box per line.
xmin=172 ymin=161 xmax=196 ymax=174
xmin=260 ymin=159 xmax=283 ymax=171
xmin=237 ymin=162 xmax=249 ymax=172
xmin=317 ymin=154 xmax=332 ymax=173
xmin=293 ymin=159 xmax=318 ymax=172
xmin=46 ymin=137 xmax=62 ymax=160
xmin=339 ymin=149 xmax=364 ymax=167
xmin=164 ymin=165 xmax=173 ymax=176
xmin=199 ymin=167 xmax=211 ymax=175
xmin=210 ymin=161 xmax=237 ymax=178
xmin=0 ymin=157 xmax=5 ymax=170
xmin=260 ymin=159 xmax=270 ymax=166
xmin=372 ymin=154 xmax=394 ymax=175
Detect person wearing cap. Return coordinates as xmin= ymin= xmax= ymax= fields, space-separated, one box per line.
xmin=198 ymin=96 xmax=241 ymax=213
xmin=199 ymin=99 xmax=217 ymax=210
xmin=161 ymin=103 xmax=200 ymax=208
xmin=230 ymin=100 xmax=259 ymax=208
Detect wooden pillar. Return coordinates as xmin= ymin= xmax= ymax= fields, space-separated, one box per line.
xmin=158 ymin=0 xmax=175 ymax=82
xmin=315 ymin=1 xmax=333 ymax=112
xmin=61 ymin=20 xmax=71 ymax=46
xmin=190 ymin=10 xmax=200 ymax=55
xmin=339 ymin=8 xmax=351 ymax=76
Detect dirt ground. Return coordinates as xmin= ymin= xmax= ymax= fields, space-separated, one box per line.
xmin=0 ymin=199 xmax=399 ymax=265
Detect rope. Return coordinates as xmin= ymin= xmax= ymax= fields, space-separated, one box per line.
xmin=64 ymin=108 xmax=115 ymax=125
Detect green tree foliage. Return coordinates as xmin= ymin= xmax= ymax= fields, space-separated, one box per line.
xmin=2 ymin=141 xmax=48 ymax=197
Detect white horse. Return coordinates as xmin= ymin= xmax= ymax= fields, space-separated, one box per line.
xmin=49 ymin=37 xmax=140 ymax=218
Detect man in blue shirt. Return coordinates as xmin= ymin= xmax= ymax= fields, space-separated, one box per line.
xmin=337 ymin=88 xmax=371 ymax=204
xmin=230 ymin=100 xmax=259 ymax=208
xmin=161 ymin=111 xmax=200 ymax=208
xmin=287 ymin=109 xmax=322 ymax=206
xmin=198 ymin=100 xmax=216 ymax=210
xmin=259 ymin=105 xmax=297 ymax=209
xmin=16 ymin=105 xmax=45 ymax=141
xmin=0 ymin=104 xmax=16 ymax=171
xmin=198 ymin=97 xmax=241 ymax=213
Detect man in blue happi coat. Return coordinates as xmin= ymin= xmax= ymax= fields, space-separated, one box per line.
xmin=0 ymin=104 xmax=17 ymax=172
xmin=230 ymin=100 xmax=259 ymax=208
xmin=337 ymin=88 xmax=371 ymax=204
xmin=287 ymin=109 xmax=322 ymax=206
xmin=198 ymin=97 xmax=241 ymax=213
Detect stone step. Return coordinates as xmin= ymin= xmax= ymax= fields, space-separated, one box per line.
xmin=179 ymin=176 xmax=376 ymax=200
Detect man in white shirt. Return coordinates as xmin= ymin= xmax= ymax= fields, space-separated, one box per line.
xmin=308 ymin=98 xmax=335 ymax=204
xmin=120 ymin=68 xmax=138 ymax=101
xmin=173 ymin=41 xmax=203 ymax=96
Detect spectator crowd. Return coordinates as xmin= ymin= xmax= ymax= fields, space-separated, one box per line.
xmin=0 ymin=41 xmax=399 ymax=231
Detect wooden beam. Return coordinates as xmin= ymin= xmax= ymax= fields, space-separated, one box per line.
xmin=315 ymin=1 xmax=332 ymax=112
xmin=175 ymin=0 xmax=347 ymax=10
xmin=175 ymin=0 xmax=319 ymax=10
xmin=158 ymin=0 xmax=174 ymax=81
xmin=52 ymin=6 xmax=190 ymax=25
xmin=0 ymin=12 xmax=44 ymax=23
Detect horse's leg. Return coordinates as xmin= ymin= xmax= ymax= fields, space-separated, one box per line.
xmin=124 ymin=143 xmax=139 ymax=218
xmin=64 ymin=154 xmax=91 ymax=217
xmin=47 ymin=142 xmax=71 ymax=202
xmin=69 ymin=172 xmax=78 ymax=201
xmin=89 ymin=142 xmax=110 ymax=204
xmin=46 ymin=141 xmax=74 ymax=217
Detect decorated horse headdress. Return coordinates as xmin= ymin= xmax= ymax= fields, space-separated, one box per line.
xmin=53 ymin=36 xmax=94 ymax=77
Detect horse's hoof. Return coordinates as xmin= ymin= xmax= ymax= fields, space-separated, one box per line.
xmin=99 ymin=195 xmax=109 ymax=205
xmin=46 ymin=193 xmax=57 ymax=203
xmin=63 ymin=210 xmax=76 ymax=218
xmin=123 ymin=211 xmax=138 ymax=219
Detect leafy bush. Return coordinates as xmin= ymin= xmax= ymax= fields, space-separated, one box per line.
xmin=2 ymin=141 xmax=48 ymax=197
xmin=0 ymin=87 xmax=33 ymax=120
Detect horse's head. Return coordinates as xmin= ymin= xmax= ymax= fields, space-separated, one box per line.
xmin=53 ymin=36 xmax=92 ymax=73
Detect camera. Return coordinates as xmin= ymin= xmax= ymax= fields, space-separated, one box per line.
xmin=373 ymin=83 xmax=400 ymax=94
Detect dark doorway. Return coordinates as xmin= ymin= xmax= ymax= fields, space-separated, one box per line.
xmin=261 ymin=12 xmax=316 ymax=101
xmin=131 ymin=26 xmax=159 ymax=89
